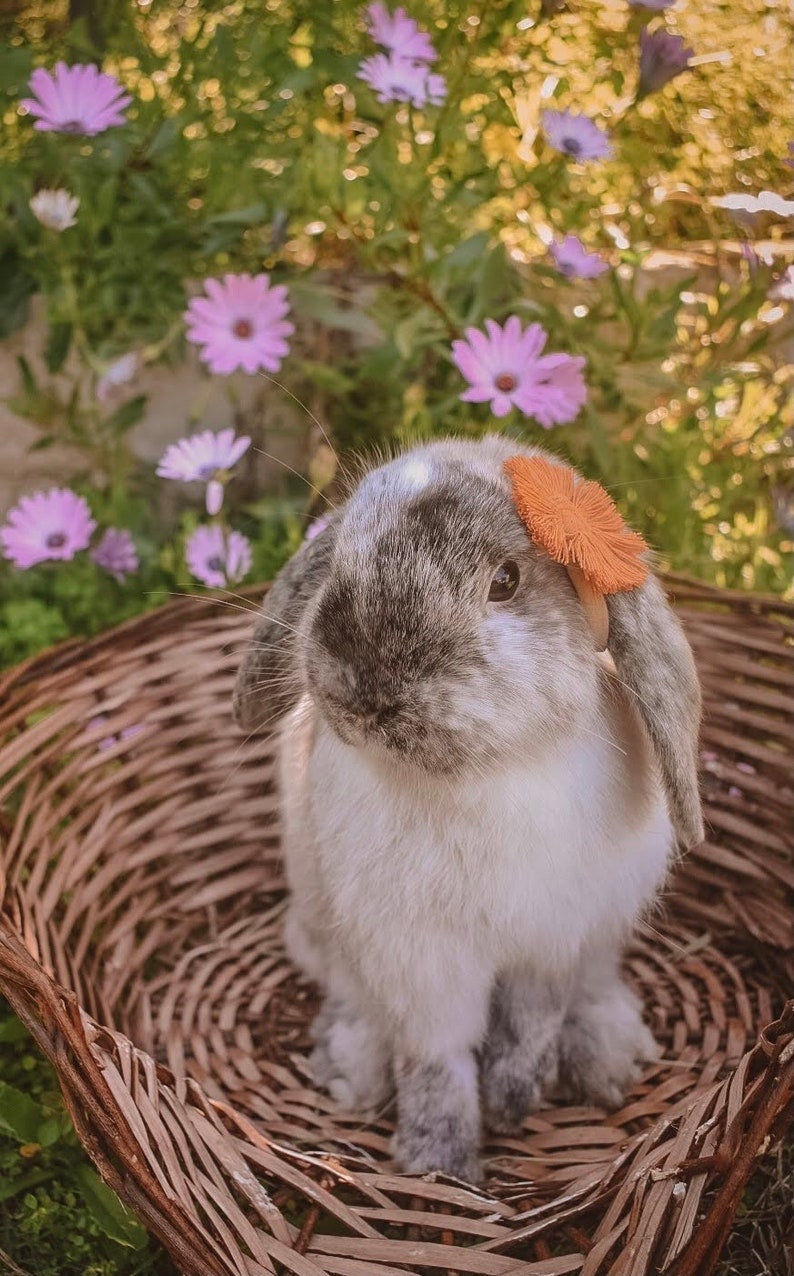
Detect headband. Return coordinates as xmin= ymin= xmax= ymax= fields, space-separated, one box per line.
xmin=504 ymin=455 xmax=649 ymax=651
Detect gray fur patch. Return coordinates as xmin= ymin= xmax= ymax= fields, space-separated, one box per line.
xmin=481 ymin=971 xmax=567 ymax=1133
xmin=392 ymin=1054 xmax=481 ymax=1181
xmin=607 ymin=577 xmax=704 ymax=849
xmin=233 ymin=515 xmax=340 ymax=731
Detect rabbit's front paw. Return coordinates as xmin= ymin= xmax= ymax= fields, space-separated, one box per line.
xmin=481 ymin=1041 xmax=554 ymax=1134
xmin=559 ymin=979 xmax=659 ymax=1109
xmin=311 ymin=1001 xmax=391 ymax=1112
xmin=392 ymin=1125 xmax=480 ymax=1183
xmin=394 ymin=1054 xmax=481 ymax=1182
xmin=480 ymin=972 xmax=564 ymax=1133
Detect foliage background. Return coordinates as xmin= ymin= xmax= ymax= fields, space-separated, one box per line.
xmin=0 ymin=1 xmax=792 ymax=1272
xmin=1 ymin=0 xmax=793 ymax=671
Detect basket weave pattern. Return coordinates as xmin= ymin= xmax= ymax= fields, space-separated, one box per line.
xmin=0 ymin=576 xmax=792 ymax=1276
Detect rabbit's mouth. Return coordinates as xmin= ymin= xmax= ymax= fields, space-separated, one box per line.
xmin=316 ymin=691 xmax=416 ymax=749
xmin=314 ymin=689 xmax=484 ymax=774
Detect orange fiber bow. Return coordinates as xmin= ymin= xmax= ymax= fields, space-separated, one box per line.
xmin=504 ymin=455 xmax=649 ymax=594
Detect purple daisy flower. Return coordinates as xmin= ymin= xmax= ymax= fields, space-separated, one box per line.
xmin=184 ymin=273 xmax=294 ymax=376
xmin=1 ymin=488 xmax=96 ymax=569
xmin=358 ymin=52 xmax=446 ymax=107
xmin=541 ymin=110 xmax=613 ymax=162
xmin=90 ymin=528 xmax=139 ymax=581
xmin=96 ymin=352 xmax=139 ymax=403
xmin=87 ymin=714 xmax=145 ymax=751
xmin=158 ymin=428 xmax=250 ymax=516
xmin=637 ymin=28 xmax=693 ymax=98
xmin=550 ymin=235 xmax=609 ymax=279
xmin=205 ymin=480 xmax=224 ymax=516
xmin=20 ymin=62 xmax=131 ymax=136
xmin=452 ymin=317 xmax=587 ymax=427
xmin=365 ymin=3 xmax=437 ymax=62
xmin=185 ymin=525 xmax=252 ymax=589
xmin=157 ymin=428 xmax=251 ymax=484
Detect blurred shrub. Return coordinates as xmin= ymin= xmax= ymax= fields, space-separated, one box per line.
xmin=0 ymin=0 xmax=792 ymax=666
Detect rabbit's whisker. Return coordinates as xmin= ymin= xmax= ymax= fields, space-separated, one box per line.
xmin=256 ymin=372 xmax=343 ymax=474
xmin=250 ymin=445 xmax=337 ymax=509
xmin=579 ymin=724 xmax=627 ymax=756
xmin=151 ymin=590 xmax=261 ymax=616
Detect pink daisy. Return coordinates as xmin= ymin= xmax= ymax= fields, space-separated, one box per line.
xmin=184 ymin=273 xmax=294 ymax=376
xmin=358 ymin=53 xmax=446 ymax=108
xmin=365 ymin=3 xmax=437 ymax=62
xmin=1 ymin=488 xmax=96 ymax=568
xmin=550 ymin=235 xmax=609 ymax=279
xmin=20 ymin=62 xmax=131 ymax=136
xmin=185 ymin=525 xmax=252 ymax=589
xmin=452 ymin=318 xmax=587 ymax=427
xmin=541 ymin=110 xmax=613 ymax=162
xmin=90 ymin=528 xmax=139 ymax=581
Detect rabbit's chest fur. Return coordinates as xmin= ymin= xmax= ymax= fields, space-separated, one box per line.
xmin=307 ymin=713 xmax=671 ymax=984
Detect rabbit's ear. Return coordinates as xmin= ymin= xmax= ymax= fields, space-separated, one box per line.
xmin=233 ymin=517 xmax=338 ymax=732
xmin=607 ymin=576 xmax=704 ymax=850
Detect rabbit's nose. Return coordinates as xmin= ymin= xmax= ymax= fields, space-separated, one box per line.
xmin=355 ymin=701 xmax=402 ymax=728
xmin=374 ymin=703 xmax=403 ymax=727
xmin=321 ymin=688 xmax=403 ymax=729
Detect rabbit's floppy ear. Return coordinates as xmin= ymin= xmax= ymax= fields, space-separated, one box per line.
xmin=233 ymin=516 xmax=338 ymax=732
xmin=606 ymin=576 xmax=704 ymax=850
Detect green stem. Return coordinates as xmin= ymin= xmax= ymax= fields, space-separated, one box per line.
xmin=610 ymin=270 xmax=642 ymax=358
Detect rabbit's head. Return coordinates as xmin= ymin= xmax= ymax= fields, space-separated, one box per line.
xmin=234 ymin=436 xmax=703 ymax=848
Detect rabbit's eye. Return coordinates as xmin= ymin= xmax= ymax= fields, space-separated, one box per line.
xmin=488 ymin=561 xmax=520 ymax=602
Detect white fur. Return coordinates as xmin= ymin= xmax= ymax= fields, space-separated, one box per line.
xmin=280 ymin=674 xmax=672 ymax=1063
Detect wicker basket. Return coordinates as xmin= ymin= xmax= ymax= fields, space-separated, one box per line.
xmin=0 ymin=575 xmax=791 ymax=1276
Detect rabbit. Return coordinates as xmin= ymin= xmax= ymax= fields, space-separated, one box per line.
xmin=233 ymin=434 xmax=703 ymax=1183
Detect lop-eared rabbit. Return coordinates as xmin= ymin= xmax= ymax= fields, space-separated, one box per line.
xmin=234 ymin=436 xmax=702 ymax=1181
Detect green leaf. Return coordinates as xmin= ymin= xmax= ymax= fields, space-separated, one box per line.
xmin=104 ymin=395 xmax=147 ymax=435
xmin=393 ymin=307 xmax=446 ymax=359
xmin=446 ymin=232 xmax=492 ymax=270
xmin=289 ymin=282 xmax=383 ymax=340
xmin=203 ymin=202 xmax=270 ymax=227
xmin=45 ymin=322 xmax=73 ymax=374
xmin=0 ymin=45 xmax=34 ymax=94
xmin=295 ymin=358 xmax=354 ymax=396
xmin=145 ymin=115 xmax=182 ymax=160
xmin=0 ymin=1169 xmax=49 ymax=1204
xmin=0 ymin=1079 xmax=45 ymax=1143
xmin=36 ymin=1116 xmax=64 ymax=1148
xmin=75 ymin=1165 xmax=148 ymax=1249
xmin=16 ymin=354 xmax=37 ymax=398
xmin=0 ymin=251 xmax=35 ymax=338
xmin=0 ymin=1017 xmax=30 ymax=1043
